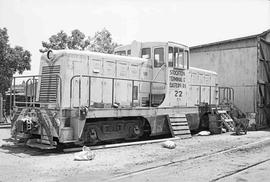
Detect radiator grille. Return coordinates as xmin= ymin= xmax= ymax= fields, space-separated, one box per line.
xmin=39 ymin=65 xmax=60 ymax=103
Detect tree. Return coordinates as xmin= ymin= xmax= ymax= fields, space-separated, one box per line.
xmin=40 ymin=28 xmax=118 ymax=54
xmin=39 ymin=30 xmax=68 ymax=53
xmin=67 ymin=29 xmax=90 ymax=50
xmin=39 ymin=29 xmax=90 ymax=53
xmin=88 ymin=28 xmax=118 ymax=54
xmin=0 ymin=27 xmax=31 ymax=95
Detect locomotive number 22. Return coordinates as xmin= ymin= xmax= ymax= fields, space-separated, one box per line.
xmin=174 ymin=90 xmax=183 ymax=97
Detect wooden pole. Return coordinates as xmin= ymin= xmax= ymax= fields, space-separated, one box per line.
xmin=0 ymin=93 xmax=3 ymax=123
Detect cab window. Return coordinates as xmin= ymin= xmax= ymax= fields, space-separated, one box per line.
xmin=184 ymin=50 xmax=189 ymax=68
xmin=115 ymin=51 xmax=126 ymax=56
xmin=154 ymin=47 xmax=164 ymax=68
xmin=173 ymin=47 xmax=184 ymax=69
xmin=168 ymin=47 xmax=173 ymax=67
xmin=127 ymin=50 xmax=131 ymax=56
xmin=141 ymin=48 xmax=151 ymax=59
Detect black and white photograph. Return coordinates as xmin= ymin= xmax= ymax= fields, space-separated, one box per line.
xmin=0 ymin=0 xmax=270 ymax=181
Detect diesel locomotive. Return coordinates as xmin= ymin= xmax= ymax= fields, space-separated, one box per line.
xmin=11 ymin=41 xmax=217 ymax=149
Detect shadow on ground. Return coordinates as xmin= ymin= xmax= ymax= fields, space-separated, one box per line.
xmin=0 ymin=137 xmax=62 ymax=157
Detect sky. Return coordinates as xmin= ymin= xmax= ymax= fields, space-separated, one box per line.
xmin=0 ymin=0 xmax=270 ymax=75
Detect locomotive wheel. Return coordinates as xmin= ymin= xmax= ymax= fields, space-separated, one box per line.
xmin=125 ymin=124 xmax=142 ymax=140
xmin=89 ymin=128 xmax=98 ymax=145
xmin=82 ymin=125 xmax=99 ymax=145
xmin=133 ymin=125 xmax=140 ymax=135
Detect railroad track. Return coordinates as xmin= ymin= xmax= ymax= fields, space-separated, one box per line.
xmin=210 ymin=158 xmax=270 ymax=181
xmin=108 ymin=137 xmax=270 ymax=182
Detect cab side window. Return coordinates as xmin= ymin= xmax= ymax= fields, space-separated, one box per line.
xmin=173 ymin=47 xmax=184 ymax=69
xmin=141 ymin=48 xmax=151 ymax=59
xmin=184 ymin=50 xmax=189 ymax=68
xmin=115 ymin=51 xmax=126 ymax=56
xmin=127 ymin=50 xmax=131 ymax=56
xmin=154 ymin=47 xmax=164 ymax=68
xmin=168 ymin=47 xmax=173 ymax=67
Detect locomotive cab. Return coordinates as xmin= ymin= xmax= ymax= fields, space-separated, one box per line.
xmin=115 ymin=41 xmax=190 ymax=107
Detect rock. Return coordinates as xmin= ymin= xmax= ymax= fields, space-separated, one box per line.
xmin=222 ymin=128 xmax=227 ymax=133
xmin=197 ymin=131 xmax=211 ymax=136
xmin=162 ymin=140 xmax=176 ymax=149
xmin=74 ymin=146 xmax=95 ymax=161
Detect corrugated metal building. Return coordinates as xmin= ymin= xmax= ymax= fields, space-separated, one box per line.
xmin=190 ymin=30 xmax=270 ymax=129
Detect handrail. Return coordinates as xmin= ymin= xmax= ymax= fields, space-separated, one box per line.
xmin=70 ymin=74 xmax=166 ymax=84
xmin=25 ymin=77 xmax=38 ymax=107
xmin=218 ymin=87 xmax=234 ymax=105
xmin=25 ymin=78 xmax=32 ymax=107
xmin=153 ymin=64 xmax=166 ymax=81
xmin=10 ymin=74 xmax=62 ymax=110
xmin=70 ymin=74 xmax=166 ymax=109
xmin=189 ymin=84 xmax=217 ymax=104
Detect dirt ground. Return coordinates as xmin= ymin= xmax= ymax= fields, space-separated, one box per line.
xmin=0 ymin=128 xmax=270 ymax=182
xmin=114 ymin=132 xmax=270 ymax=182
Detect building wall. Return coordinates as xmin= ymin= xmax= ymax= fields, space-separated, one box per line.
xmin=190 ymin=39 xmax=257 ymax=113
xmin=257 ymin=32 xmax=270 ymax=127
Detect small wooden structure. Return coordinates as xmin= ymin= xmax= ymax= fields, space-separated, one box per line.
xmin=190 ymin=30 xmax=270 ymax=129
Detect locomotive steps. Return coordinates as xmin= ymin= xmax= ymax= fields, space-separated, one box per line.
xmin=168 ymin=114 xmax=191 ymax=139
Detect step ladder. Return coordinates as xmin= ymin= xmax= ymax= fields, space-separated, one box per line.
xmin=168 ymin=114 xmax=191 ymax=139
xmin=36 ymin=109 xmax=55 ymax=146
xmin=216 ymin=110 xmax=235 ymax=132
xmin=11 ymin=108 xmax=24 ymax=123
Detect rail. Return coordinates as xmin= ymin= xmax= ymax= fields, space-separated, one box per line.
xmin=70 ymin=75 xmax=166 ymax=108
xmin=10 ymin=74 xmax=62 ymax=111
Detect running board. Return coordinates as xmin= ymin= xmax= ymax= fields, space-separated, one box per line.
xmin=168 ymin=114 xmax=191 ymax=139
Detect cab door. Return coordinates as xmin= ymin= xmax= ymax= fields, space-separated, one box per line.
xmin=152 ymin=47 xmax=166 ymax=83
xmin=151 ymin=47 xmax=167 ymax=105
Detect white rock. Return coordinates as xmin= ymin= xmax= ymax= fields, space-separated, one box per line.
xmin=74 ymin=146 xmax=95 ymax=161
xmin=197 ymin=131 xmax=211 ymax=136
xmin=162 ymin=140 xmax=176 ymax=149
